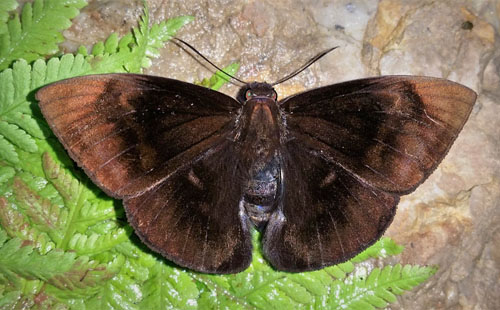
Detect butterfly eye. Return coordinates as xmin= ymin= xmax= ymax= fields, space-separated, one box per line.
xmin=245 ymin=90 xmax=254 ymax=100
xmin=270 ymin=90 xmax=277 ymax=100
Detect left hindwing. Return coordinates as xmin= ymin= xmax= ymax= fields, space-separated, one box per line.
xmin=125 ymin=139 xmax=252 ymax=274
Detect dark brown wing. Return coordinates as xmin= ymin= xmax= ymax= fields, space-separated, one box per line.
xmin=37 ymin=74 xmax=252 ymax=273
xmin=263 ymin=140 xmax=398 ymax=271
xmin=36 ymin=74 xmax=240 ymax=198
xmin=263 ymin=76 xmax=476 ymax=271
xmin=280 ymin=76 xmax=476 ymax=194
xmin=125 ymin=139 xmax=252 ymax=273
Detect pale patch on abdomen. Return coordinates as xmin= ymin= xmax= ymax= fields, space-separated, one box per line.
xmin=242 ymin=155 xmax=280 ymax=230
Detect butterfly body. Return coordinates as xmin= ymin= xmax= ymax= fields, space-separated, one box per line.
xmin=36 ymin=74 xmax=476 ymax=273
xmin=235 ymin=82 xmax=282 ymax=229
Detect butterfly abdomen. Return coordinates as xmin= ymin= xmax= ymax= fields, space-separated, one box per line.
xmin=243 ymin=154 xmax=280 ymax=230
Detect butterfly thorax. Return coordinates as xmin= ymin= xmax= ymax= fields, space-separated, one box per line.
xmin=237 ymin=83 xmax=282 ymax=230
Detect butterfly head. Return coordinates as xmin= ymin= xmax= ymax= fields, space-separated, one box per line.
xmin=237 ymin=82 xmax=278 ymax=104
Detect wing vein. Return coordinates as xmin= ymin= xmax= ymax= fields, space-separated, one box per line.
xmin=97 ymin=144 xmax=138 ymax=170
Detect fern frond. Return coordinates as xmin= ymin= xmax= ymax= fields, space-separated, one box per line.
xmin=0 ymin=0 xmax=17 ymax=35
xmin=0 ymin=60 xmax=36 ymax=163
xmin=0 ymin=135 xmax=17 ymax=163
xmin=351 ymin=237 xmax=404 ymax=263
xmin=139 ymin=258 xmax=199 ymax=309
xmin=31 ymin=53 xmax=92 ymax=88
xmin=199 ymin=62 xmax=240 ymax=90
xmin=328 ymin=264 xmax=437 ymax=309
xmin=0 ymin=165 xmax=14 ymax=184
xmin=86 ymin=8 xmax=193 ymax=73
xmin=83 ymin=271 xmax=143 ymax=309
xmin=49 ymin=254 xmax=124 ymax=292
xmin=0 ymin=290 xmax=23 ymax=309
xmin=42 ymin=152 xmax=82 ymax=206
xmin=78 ymin=199 xmax=118 ymax=226
xmin=41 ymin=254 xmax=124 ymax=303
xmin=0 ymin=195 xmax=56 ymax=254
xmin=40 ymin=151 xmax=101 ymax=252
xmin=0 ymin=230 xmax=104 ymax=285
xmin=0 ymin=0 xmax=87 ymax=70
xmin=68 ymin=229 xmax=130 ymax=255
xmin=144 ymin=14 xmax=196 ymax=67
xmin=0 ymin=56 xmax=92 ymax=164
xmin=40 ymin=152 xmax=132 ymax=257
xmin=0 ymin=121 xmax=37 ymax=152
xmin=0 ymin=8 xmax=192 ymax=164
xmin=11 ymin=176 xmax=69 ymax=242
xmin=192 ymin=235 xmax=416 ymax=309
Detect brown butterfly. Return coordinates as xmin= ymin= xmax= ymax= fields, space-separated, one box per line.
xmin=36 ymin=46 xmax=476 ymax=274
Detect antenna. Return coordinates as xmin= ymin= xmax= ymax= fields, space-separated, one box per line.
xmin=171 ymin=37 xmax=247 ymax=86
xmin=271 ymin=47 xmax=338 ymax=86
xmin=172 ymin=37 xmax=338 ymax=87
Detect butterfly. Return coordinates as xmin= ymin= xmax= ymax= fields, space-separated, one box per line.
xmin=36 ymin=48 xmax=476 ymax=274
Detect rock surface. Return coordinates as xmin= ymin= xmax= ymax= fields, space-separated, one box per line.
xmin=63 ymin=0 xmax=499 ymax=309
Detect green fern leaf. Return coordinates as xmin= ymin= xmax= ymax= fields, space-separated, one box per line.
xmin=104 ymin=33 xmax=119 ymax=54
xmin=79 ymin=16 xmax=192 ymax=73
xmin=91 ymin=41 xmax=106 ymax=56
xmin=0 ymin=0 xmax=17 ymax=35
xmin=328 ymin=264 xmax=437 ymax=309
xmin=41 ymin=152 xmax=119 ymax=251
xmin=194 ymin=232 xmax=318 ymax=309
xmin=83 ymin=272 xmax=142 ymax=310
xmin=40 ymin=255 xmax=123 ymax=303
xmin=199 ymin=62 xmax=240 ymax=90
xmin=132 ymin=7 xmax=193 ymax=70
xmin=68 ymin=229 xmax=130 ymax=255
xmin=0 ymin=135 xmax=17 ymax=163
xmin=50 ymin=254 xmax=124 ymax=292
xmin=192 ymin=235 xmax=414 ymax=309
xmin=351 ymin=237 xmax=404 ymax=263
xmin=146 ymin=15 xmax=196 ymax=61
xmin=32 ymin=53 xmax=92 ymax=88
xmin=42 ymin=152 xmax=82 ymax=206
xmin=0 ymin=289 xmax=65 ymax=310
xmin=0 ymin=165 xmax=14 ymax=184
xmin=87 ymin=9 xmax=193 ymax=74
xmin=39 ymin=152 xmax=130 ymax=257
xmin=78 ymin=199 xmax=118 ymax=227
xmin=0 ymin=0 xmax=87 ymax=70
xmin=0 ymin=61 xmax=35 ymax=162
xmin=0 ymin=57 xmax=78 ymax=164
xmin=0 ymin=195 xmax=56 ymax=254
xmin=11 ymin=176 xmax=68 ymax=242
xmin=0 ymin=229 xmax=118 ymax=290
xmin=139 ymin=258 xmax=199 ymax=309
xmin=78 ymin=5 xmax=192 ymax=74
xmin=0 ymin=121 xmax=37 ymax=152
xmin=2 ymin=111 xmax=45 ymax=141
xmin=0 ymin=290 xmax=22 ymax=309
xmin=0 ymin=11 xmax=193 ymax=167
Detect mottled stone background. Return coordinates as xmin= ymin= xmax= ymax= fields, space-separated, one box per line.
xmin=62 ymin=0 xmax=499 ymax=309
